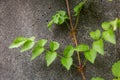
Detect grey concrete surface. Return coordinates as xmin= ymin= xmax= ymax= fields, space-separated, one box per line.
xmin=0 ymin=0 xmax=120 ymax=80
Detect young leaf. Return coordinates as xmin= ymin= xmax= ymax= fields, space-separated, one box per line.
xmin=110 ymin=18 xmax=118 ymax=31
xmin=20 ymin=40 xmax=35 ymax=52
xmin=45 ymin=51 xmax=57 ymax=67
xmin=50 ymin=41 xmax=59 ymax=51
xmin=48 ymin=10 xmax=68 ymax=28
xmin=61 ymin=57 xmax=73 ymax=70
xmin=92 ymin=39 xmax=104 ymax=55
xmin=102 ymin=22 xmax=111 ymax=30
xmin=38 ymin=39 xmax=47 ymax=47
xmin=90 ymin=29 xmax=101 ymax=40
xmin=53 ymin=15 xmax=59 ymax=24
xmin=112 ymin=60 xmax=120 ymax=78
xmin=31 ymin=46 xmax=45 ymax=60
xmin=91 ymin=77 xmax=104 ymax=80
xmin=63 ymin=45 xmax=74 ymax=57
xmin=102 ymin=29 xmax=116 ymax=44
xmin=9 ymin=37 xmax=27 ymax=48
xmin=75 ymin=44 xmax=89 ymax=52
xmin=74 ymin=2 xmax=84 ymax=16
xmin=84 ymin=49 xmax=97 ymax=63
xmin=47 ymin=20 xmax=54 ymax=28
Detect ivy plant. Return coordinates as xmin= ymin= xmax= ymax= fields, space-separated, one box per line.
xmin=9 ymin=0 xmax=120 ymax=80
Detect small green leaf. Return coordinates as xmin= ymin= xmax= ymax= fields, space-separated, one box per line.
xmin=90 ymin=29 xmax=101 ymax=40
xmin=61 ymin=57 xmax=73 ymax=70
xmin=102 ymin=22 xmax=111 ymax=30
xmin=45 ymin=51 xmax=57 ymax=67
xmin=50 ymin=41 xmax=59 ymax=51
xmin=84 ymin=49 xmax=97 ymax=63
xmin=110 ymin=18 xmax=118 ymax=31
xmin=48 ymin=10 xmax=68 ymax=28
xmin=47 ymin=20 xmax=54 ymax=28
xmin=91 ymin=77 xmax=104 ymax=80
xmin=63 ymin=45 xmax=74 ymax=57
xmin=20 ymin=40 xmax=35 ymax=52
xmin=31 ymin=46 xmax=45 ymax=60
xmin=53 ymin=15 xmax=59 ymax=24
xmin=112 ymin=60 xmax=120 ymax=77
xmin=75 ymin=44 xmax=89 ymax=52
xmin=38 ymin=39 xmax=47 ymax=47
xmin=9 ymin=37 xmax=27 ymax=48
xmin=92 ymin=39 xmax=104 ymax=55
xmin=102 ymin=29 xmax=116 ymax=44
xmin=74 ymin=2 xmax=84 ymax=16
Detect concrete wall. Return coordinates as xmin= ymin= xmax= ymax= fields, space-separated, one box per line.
xmin=0 ymin=0 xmax=120 ymax=80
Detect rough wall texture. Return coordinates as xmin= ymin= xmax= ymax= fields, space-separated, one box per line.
xmin=0 ymin=0 xmax=120 ymax=80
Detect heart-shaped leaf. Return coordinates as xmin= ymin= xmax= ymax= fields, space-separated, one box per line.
xmin=102 ymin=22 xmax=111 ymax=30
xmin=45 ymin=51 xmax=57 ymax=67
xmin=84 ymin=49 xmax=97 ymax=63
xmin=92 ymin=39 xmax=104 ymax=55
xmin=63 ymin=45 xmax=74 ymax=57
xmin=90 ymin=29 xmax=101 ymax=40
xmin=102 ymin=29 xmax=116 ymax=44
xmin=50 ymin=41 xmax=60 ymax=51
xmin=31 ymin=46 xmax=45 ymax=60
xmin=38 ymin=39 xmax=47 ymax=47
xmin=61 ymin=57 xmax=73 ymax=70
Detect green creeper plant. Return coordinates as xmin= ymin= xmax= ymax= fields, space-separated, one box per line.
xmin=9 ymin=0 xmax=120 ymax=80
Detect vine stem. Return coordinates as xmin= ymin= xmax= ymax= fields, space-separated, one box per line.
xmin=65 ymin=0 xmax=81 ymax=65
xmin=65 ymin=0 xmax=86 ymax=80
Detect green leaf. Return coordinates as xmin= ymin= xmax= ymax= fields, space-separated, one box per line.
xmin=61 ymin=57 xmax=73 ymax=70
xmin=9 ymin=37 xmax=27 ymax=48
xmin=74 ymin=2 xmax=84 ymax=16
xmin=50 ymin=41 xmax=59 ymax=51
xmin=84 ymin=49 xmax=97 ymax=63
xmin=102 ymin=22 xmax=111 ymax=30
xmin=20 ymin=40 xmax=35 ymax=52
xmin=63 ymin=45 xmax=74 ymax=57
xmin=47 ymin=20 xmax=54 ymax=28
xmin=92 ymin=39 xmax=104 ymax=55
xmin=45 ymin=51 xmax=57 ymax=67
xmin=91 ymin=77 xmax=104 ymax=80
xmin=110 ymin=18 xmax=118 ymax=31
xmin=53 ymin=15 xmax=59 ymax=24
xmin=31 ymin=46 xmax=45 ymax=60
xmin=112 ymin=60 xmax=120 ymax=77
xmin=48 ymin=10 xmax=68 ymax=27
xmin=102 ymin=29 xmax=116 ymax=44
xmin=75 ymin=44 xmax=89 ymax=52
xmin=38 ymin=39 xmax=47 ymax=47
xmin=90 ymin=29 xmax=101 ymax=40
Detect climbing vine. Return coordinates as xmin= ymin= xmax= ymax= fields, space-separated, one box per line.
xmin=9 ymin=0 xmax=120 ymax=80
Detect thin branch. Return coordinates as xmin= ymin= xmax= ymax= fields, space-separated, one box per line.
xmin=65 ymin=0 xmax=74 ymax=30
